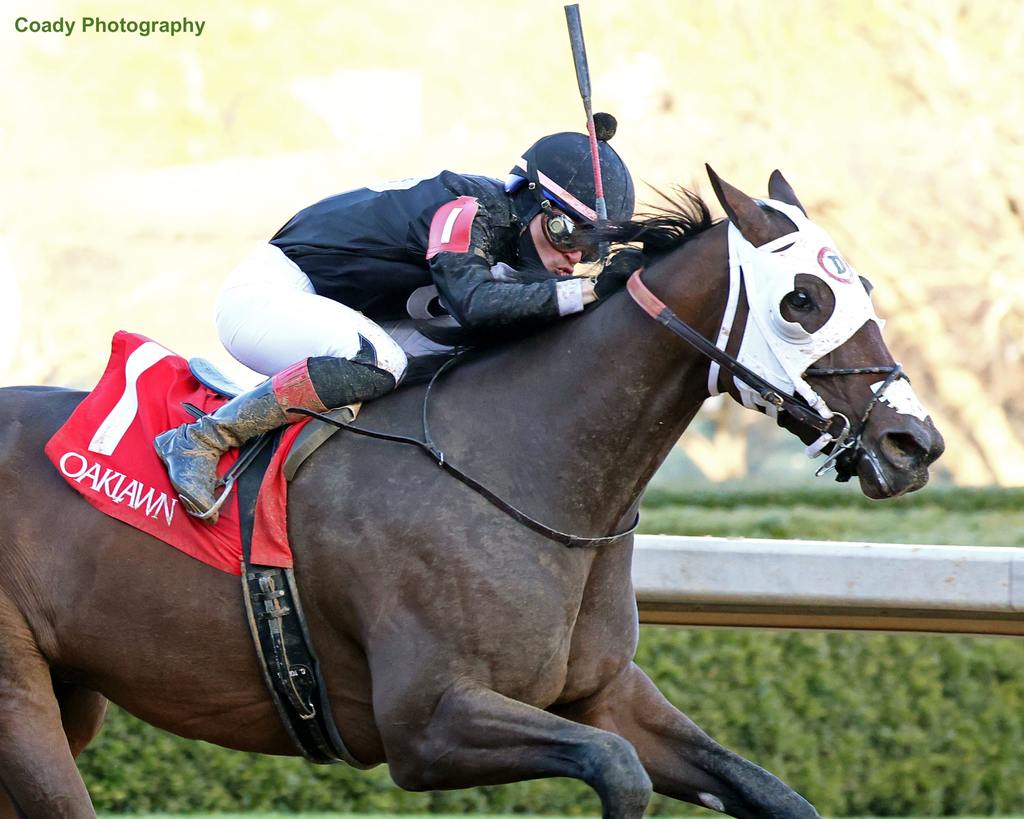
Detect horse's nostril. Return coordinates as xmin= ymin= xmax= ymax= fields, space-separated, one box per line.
xmin=880 ymin=431 xmax=927 ymax=466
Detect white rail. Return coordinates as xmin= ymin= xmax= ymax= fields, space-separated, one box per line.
xmin=633 ymin=535 xmax=1024 ymax=636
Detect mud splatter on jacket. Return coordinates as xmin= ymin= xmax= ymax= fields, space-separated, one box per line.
xmin=270 ymin=171 xmax=572 ymax=329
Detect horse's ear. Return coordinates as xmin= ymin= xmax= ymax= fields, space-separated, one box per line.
xmin=705 ymin=164 xmax=777 ymax=246
xmin=768 ymin=170 xmax=807 ymax=216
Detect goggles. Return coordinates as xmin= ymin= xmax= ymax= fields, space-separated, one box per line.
xmin=542 ymin=211 xmax=599 ymax=263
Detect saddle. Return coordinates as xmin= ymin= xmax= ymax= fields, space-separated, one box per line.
xmin=189 ymin=357 xmax=368 ymax=768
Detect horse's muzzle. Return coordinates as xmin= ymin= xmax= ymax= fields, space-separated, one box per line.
xmin=860 ymin=414 xmax=945 ymax=498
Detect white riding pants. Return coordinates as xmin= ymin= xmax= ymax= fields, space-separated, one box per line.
xmin=215 ymin=244 xmax=449 ymax=382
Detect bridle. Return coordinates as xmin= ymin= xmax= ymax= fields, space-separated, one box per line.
xmin=803 ymin=361 xmax=905 ymax=479
xmin=626 ymin=269 xmax=907 ymax=482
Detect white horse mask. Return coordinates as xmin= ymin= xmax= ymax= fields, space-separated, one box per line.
xmin=709 ymin=199 xmax=885 ymax=425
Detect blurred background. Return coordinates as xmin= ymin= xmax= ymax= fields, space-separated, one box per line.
xmin=4 ymin=0 xmax=1022 ymax=488
xmin=5 ymin=3 xmax=1024 ymax=816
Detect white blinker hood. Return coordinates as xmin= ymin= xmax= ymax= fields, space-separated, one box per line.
xmin=709 ymin=199 xmax=884 ymax=418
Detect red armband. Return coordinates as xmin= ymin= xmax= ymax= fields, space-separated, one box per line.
xmin=426 ymin=196 xmax=479 ymax=259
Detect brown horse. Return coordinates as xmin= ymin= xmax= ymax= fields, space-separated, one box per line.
xmin=0 ymin=169 xmax=942 ymax=818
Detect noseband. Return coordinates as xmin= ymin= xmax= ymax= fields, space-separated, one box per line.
xmin=626 ymin=269 xmax=906 ymax=482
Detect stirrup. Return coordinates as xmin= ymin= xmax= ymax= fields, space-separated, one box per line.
xmin=177 ymin=430 xmax=274 ymax=520
xmin=178 ymin=473 xmax=238 ymax=521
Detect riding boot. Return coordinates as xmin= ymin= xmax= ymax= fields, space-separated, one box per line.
xmin=155 ymin=355 xmax=397 ymax=523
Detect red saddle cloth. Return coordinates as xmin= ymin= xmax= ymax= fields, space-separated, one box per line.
xmin=45 ymin=331 xmax=303 ymax=575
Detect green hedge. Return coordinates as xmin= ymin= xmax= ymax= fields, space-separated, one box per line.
xmin=79 ymin=486 xmax=1024 ymax=816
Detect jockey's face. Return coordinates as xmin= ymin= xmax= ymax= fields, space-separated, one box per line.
xmin=529 ymin=212 xmax=583 ymax=276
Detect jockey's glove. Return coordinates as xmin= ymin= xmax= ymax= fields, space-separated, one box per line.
xmin=595 ymin=248 xmax=645 ymax=299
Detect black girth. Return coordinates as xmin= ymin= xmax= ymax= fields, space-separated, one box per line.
xmin=234 ymin=430 xmax=369 ymax=767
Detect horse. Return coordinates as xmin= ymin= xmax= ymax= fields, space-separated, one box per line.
xmin=0 ymin=168 xmax=943 ymax=818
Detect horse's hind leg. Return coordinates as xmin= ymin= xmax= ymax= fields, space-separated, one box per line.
xmin=0 ymin=599 xmax=96 ymax=818
xmin=378 ymin=679 xmax=652 ymax=819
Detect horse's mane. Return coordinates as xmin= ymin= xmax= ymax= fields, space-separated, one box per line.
xmin=591 ymin=187 xmax=720 ymax=292
xmin=602 ymin=187 xmax=716 ymax=255
xmin=598 ymin=187 xmax=716 ymax=253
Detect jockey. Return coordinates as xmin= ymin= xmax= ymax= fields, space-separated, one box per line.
xmin=155 ymin=123 xmax=635 ymax=523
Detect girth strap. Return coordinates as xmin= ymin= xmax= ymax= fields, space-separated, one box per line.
xmin=235 ymin=432 xmax=369 ymax=768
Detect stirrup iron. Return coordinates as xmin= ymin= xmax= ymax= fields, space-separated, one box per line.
xmin=179 ymin=474 xmax=237 ymax=521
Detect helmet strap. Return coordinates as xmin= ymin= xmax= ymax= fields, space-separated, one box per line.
xmin=519 ymin=145 xmax=559 ymax=217
xmin=516 ymin=213 xmax=545 ymax=271
xmin=516 ymin=162 xmax=554 ymax=268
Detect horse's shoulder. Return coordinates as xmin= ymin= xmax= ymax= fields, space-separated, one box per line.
xmin=552 ymin=539 xmax=639 ymax=704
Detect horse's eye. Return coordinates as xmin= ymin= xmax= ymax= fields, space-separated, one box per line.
xmin=784 ymin=288 xmax=813 ymax=311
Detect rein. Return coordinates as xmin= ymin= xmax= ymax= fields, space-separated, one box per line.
xmin=626 ymin=268 xmax=906 ymax=481
xmin=289 ymin=354 xmax=639 ymax=549
xmin=626 ymin=271 xmax=847 ymax=439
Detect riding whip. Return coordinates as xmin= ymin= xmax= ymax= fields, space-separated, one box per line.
xmin=564 ymin=4 xmax=607 ymax=223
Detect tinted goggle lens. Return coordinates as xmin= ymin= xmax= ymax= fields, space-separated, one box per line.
xmin=543 ymin=213 xmax=599 ymax=262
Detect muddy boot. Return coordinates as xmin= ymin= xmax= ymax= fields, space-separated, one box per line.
xmin=154 ymin=379 xmax=295 ymax=523
xmin=155 ymin=355 xmax=397 ymax=523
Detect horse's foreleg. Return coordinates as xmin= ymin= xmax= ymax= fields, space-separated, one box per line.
xmin=0 ymin=599 xmax=96 ymax=818
xmin=556 ymin=663 xmax=821 ymax=819
xmin=0 ymin=684 xmax=106 ymax=819
xmin=378 ymin=679 xmax=652 ymax=819
xmin=53 ymin=681 xmax=108 ymax=758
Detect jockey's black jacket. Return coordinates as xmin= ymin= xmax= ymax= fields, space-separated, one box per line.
xmin=270 ymin=171 xmax=565 ymax=328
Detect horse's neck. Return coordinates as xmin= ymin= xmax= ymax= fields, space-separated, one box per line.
xmin=451 ymin=225 xmax=730 ymax=534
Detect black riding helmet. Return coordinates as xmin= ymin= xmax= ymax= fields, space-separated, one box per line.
xmin=506 ymin=114 xmax=635 ymax=232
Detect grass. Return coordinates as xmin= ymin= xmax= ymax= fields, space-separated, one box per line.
xmin=98 ymin=815 xmax=1024 ymax=818
xmin=638 ymin=485 xmax=1024 ymax=546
